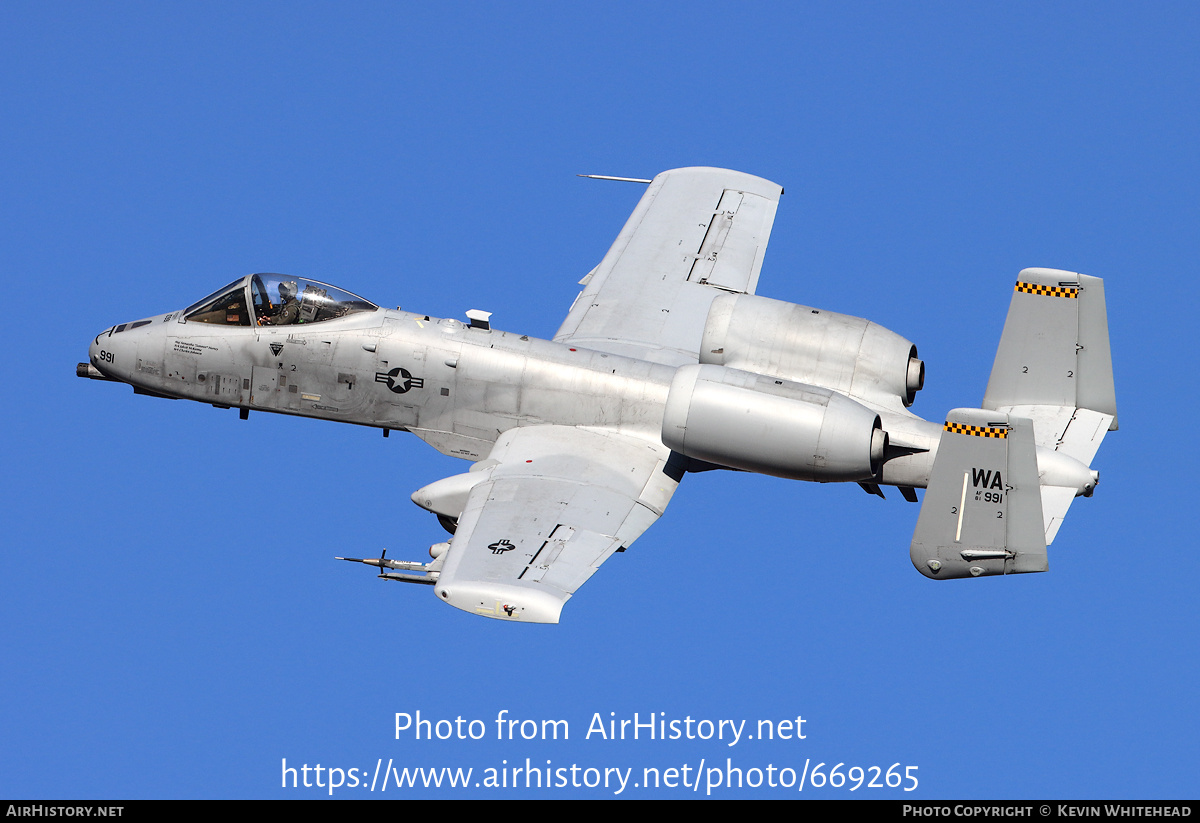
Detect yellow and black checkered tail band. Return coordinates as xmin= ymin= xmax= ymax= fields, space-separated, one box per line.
xmin=944 ymin=421 xmax=1008 ymax=439
xmin=1015 ymin=280 xmax=1078 ymax=298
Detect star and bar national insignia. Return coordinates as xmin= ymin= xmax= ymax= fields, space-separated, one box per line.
xmin=375 ymin=367 xmax=425 ymax=394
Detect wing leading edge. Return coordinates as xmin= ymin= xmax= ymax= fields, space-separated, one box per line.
xmin=556 ymin=167 xmax=783 ymax=367
xmin=433 ymin=426 xmax=683 ymax=623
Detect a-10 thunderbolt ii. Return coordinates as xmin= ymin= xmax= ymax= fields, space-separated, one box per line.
xmin=79 ymin=167 xmax=1117 ymax=623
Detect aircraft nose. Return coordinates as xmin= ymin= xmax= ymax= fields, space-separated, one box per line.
xmin=87 ymin=330 xmax=107 ymax=366
xmin=88 ymin=329 xmax=111 ymax=372
xmin=87 ymin=324 xmax=139 ymax=382
xmin=78 ymin=331 xmax=115 ymax=382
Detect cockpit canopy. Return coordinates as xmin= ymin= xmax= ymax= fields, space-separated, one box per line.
xmin=183 ymin=274 xmax=379 ymax=326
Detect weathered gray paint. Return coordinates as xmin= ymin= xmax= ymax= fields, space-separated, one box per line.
xmin=81 ymin=167 xmax=1117 ymax=623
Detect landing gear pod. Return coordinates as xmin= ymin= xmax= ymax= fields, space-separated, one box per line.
xmin=662 ymin=364 xmax=885 ymax=482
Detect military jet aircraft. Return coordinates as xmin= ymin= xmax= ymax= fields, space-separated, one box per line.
xmin=79 ymin=167 xmax=1116 ymax=623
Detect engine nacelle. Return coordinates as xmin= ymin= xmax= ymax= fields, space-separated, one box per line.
xmin=700 ymin=293 xmax=924 ymax=407
xmin=662 ymin=364 xmax=886 ymax=482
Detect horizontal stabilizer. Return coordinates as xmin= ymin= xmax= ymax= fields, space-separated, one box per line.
xmin=911 ymin=409 xmax=1046 ymax=579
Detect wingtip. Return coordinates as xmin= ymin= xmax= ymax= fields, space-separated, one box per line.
xmin=435 ymin=581 xmax=564 ymax=624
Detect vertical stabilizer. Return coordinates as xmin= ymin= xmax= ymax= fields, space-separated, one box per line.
xmin=911 ymin=410 xmax=1046 ymax=579
xmin=983 ymin=268 xmax=1117 ymax=443
xmin=981 ymin=269 xmax=1117 ymax=543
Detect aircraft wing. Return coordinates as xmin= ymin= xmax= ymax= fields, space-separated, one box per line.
xmin=433 ymin=425 xmax=682 ymax=623
xmin=555 ymin=167 xmax=784 ymax=367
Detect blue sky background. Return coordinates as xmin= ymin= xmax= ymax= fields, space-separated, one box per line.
xmin=2 ymin=2 xmax=1196 ymax=799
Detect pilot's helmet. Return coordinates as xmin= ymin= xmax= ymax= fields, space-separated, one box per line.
xmin=279 ymin=281 xmax=298 ymax=300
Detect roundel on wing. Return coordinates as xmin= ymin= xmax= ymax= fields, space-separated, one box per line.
xmin=488 ymin=539 xmax=515 ymax=555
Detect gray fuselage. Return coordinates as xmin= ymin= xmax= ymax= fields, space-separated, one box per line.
xmin=87 ymin=304 xmax=946 ymax=487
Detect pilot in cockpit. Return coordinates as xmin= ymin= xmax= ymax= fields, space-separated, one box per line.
xmin=260 ymin=281 xmax=300 ymax=326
